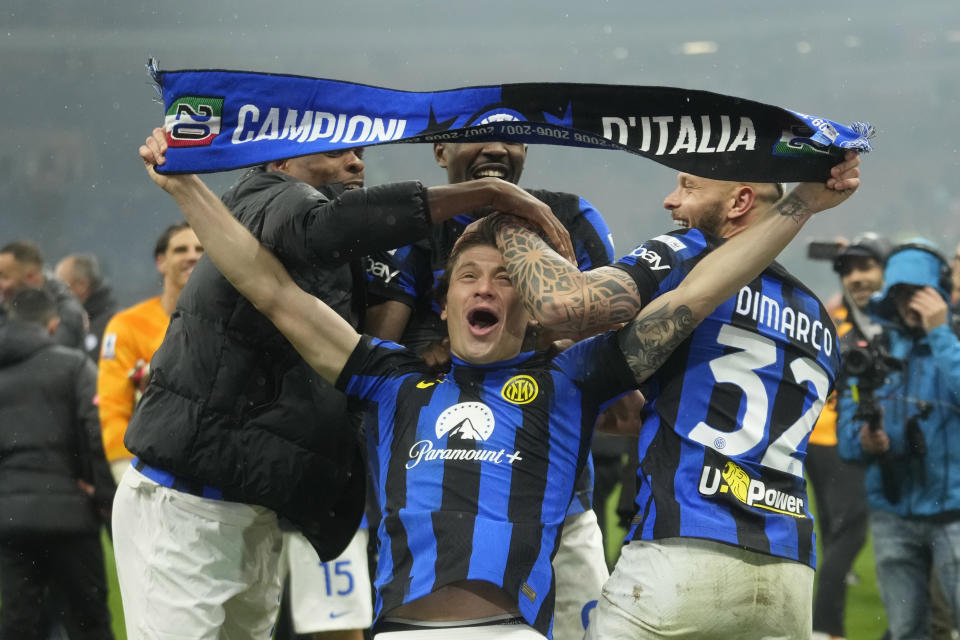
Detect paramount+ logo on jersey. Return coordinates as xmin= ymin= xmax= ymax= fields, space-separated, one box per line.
xmin=405 ymin=402 xmax=524 ymax=470
xmin=165 ymin=96 xmax=224 ymax=148
xmin=698 ymin=460 xmax=805 ymax=518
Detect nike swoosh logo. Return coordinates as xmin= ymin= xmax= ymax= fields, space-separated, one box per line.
xmin=329 ymin=611 xmax=350 ymax=619
xmin=416 ymin=380 xmax=436 ymax=389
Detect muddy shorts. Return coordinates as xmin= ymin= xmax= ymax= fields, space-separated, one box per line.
xmin=586 ymin=537 xmax=813 ymax=640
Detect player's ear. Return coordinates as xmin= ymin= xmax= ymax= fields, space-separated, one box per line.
xmin=729 ymin=184 xmax=757 ymax=220
xmin=434 ymin=143 xmax=448 ymax=168
xmin=440 ymin=303 xmax=448 ymax=322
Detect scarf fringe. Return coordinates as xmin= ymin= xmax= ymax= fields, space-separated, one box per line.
xmin=146 ymin=58 xmax=163 ymax=103
xmin=843 ymin=121 xmax=875 ymax=153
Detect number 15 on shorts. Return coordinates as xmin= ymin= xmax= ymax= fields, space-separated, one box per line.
xmin=319 ymin=560 xmax=355 ymax=596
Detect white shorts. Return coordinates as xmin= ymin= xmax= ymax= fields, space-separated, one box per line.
xmin=110 ymin=457 xmax=132 ymax=485
xmin=586 ymin=538 xmax=814 ymax=640
xmin=551 ymin=509 xmax=609 ymax=640
xmin=282 ymin=527 xmax=373 ymax=632
xmin=112 ymin=465 xmax=284 ymax=640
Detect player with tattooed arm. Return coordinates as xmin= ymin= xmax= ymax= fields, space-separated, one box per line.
xmin=488 ymin=154 xmax=861 ymax=639
xmin=138 ymin=128 xmax=858 ymax=638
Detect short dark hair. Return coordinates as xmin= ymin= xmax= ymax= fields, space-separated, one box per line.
xmin=0 ymin=241 xmax=44 ymax=267
xmin=434 ymin=218 xmax=503 ymax=305
xmin=63 ymin=254 xmax=103 ymax=288
xmin=8 ymin=288 xmax=57 ymax=325
xmin=154 ymin=222 xmax=192 ymax=259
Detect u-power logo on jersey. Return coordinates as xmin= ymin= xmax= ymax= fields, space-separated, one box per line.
xmin=165 ymin=96 xmax=224 ymax=147
xmin=698 ymin=460 xmax=805 ymax=518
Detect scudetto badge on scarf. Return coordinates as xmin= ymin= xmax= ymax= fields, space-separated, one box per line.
xmin=147 ymin=60 xmax=873 ymax=182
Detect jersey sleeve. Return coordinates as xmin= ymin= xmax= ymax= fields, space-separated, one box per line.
xmin=571 ymin=197 xmax=616 ymax=271
xmin=364 ymin=242 xmax=428 ymax=307
xmin=335 ymin=334 xmax=426 ymax=402
xmin=96 ymin=313 xmax=139 ymax=462
xmin=553 ymin=331 xmax=637 ymax=409
xmin=611 ymin=228 xmax=708 ymax=304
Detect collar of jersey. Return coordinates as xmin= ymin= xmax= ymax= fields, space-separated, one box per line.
xmin=451 ymin=349 xmax=537 ymax=370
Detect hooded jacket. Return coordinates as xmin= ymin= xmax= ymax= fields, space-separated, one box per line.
xmin=125 ymin=167 xmax=432 ymax=560
xmin=44 ymin=275 xmax=89 ymax=351
xmin=82 ymin=281 xmax=118 ymax=360
xmin=837 ymin=245 xmax=960 ymax=518
xmin=0 ymin=319 xmax=114 ymax=535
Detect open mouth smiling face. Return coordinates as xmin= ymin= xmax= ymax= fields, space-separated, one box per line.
xmin=436 ymin=141 xmax=527 ymax=186
xmin=466 ymin=306 xmax=500 ymax=337
xmin=471 ymin=163 xmax=511 ymax=181
xmin=442 ymin=245 xmax=530 ymax=364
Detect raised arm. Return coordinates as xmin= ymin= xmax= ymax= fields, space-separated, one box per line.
xmin=492 ymin=152 xmax=862 ymax=338
xmin=142 ymin=127 xmax=573 ymax=265
xmin=618 ymin=152 xmax=861 ymax=384
xmin=493 ymin=225 xmax=644 ymax=336
xmin=138 ymin=131 xmax=359 ymax=383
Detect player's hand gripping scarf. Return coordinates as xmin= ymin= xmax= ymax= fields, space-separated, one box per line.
xmin=147 ymin=60 xmax=872 ymax=182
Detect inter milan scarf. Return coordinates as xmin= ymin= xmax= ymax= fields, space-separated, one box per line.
xmin=148 ymin=61 xmax=873 ymax=182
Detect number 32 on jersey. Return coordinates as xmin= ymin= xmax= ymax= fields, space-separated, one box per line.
xmin=688 ymin=324 xmax=830 ymax=477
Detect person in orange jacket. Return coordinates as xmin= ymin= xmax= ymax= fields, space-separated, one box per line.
xmin=96 ymin=222 xmax=202 ymax=482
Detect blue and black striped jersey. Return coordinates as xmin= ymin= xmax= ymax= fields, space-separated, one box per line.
xmin=336 ymin=333 xmax=635 ymax=637
xmin=369 ymin=190 xmax=615 ymax=351
xmin=613 ymin=228 xmax=840 ymax=567
xmin=365 ymin=190 xmax=615 ymax=519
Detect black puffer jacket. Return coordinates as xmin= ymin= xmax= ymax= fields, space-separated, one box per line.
xmin=126 ymin=168 xmax=432 ymax=560
xmin=0 ymin=320 xmax=114 ymax=536
xmin=45 ymin=275 xmax=89 ymax=351
xmin=82 ymin=282 xmax=118 ymax=360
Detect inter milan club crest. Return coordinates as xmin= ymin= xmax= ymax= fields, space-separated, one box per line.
xmin=500 ymin=375 xmax=539 ymax=405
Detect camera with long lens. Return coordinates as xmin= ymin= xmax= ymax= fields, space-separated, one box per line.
xmin=842 ymin=337 xmax=906 ymax=502
xmin=842 ymin=339 xmax=902 ymax=392
xmin=841 ymin=337 xmax=901 ymax=435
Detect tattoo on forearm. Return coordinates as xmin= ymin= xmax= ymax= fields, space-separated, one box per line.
xmin=775 ymin=193 xmax=813 ymax=224
xmin=618 ymin=302 xmax=696 ymax=384
xmin=485 ymin=212 xmax=539 ymax=237
xmin=495 ymin=223 xmax=642 ymax=332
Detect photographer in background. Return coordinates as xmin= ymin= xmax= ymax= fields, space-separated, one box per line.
xmin=837 ymin=239 xmax=960 ymax=639
xmin=808 ymin=233 xmax=889 ymax=640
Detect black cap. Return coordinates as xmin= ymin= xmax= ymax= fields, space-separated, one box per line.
xmin=833 ymin=232 xmax=892 ymax=273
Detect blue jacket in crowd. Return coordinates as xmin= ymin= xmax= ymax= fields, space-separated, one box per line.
xmin=837 ymin=243 xmax=960 ymax=517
